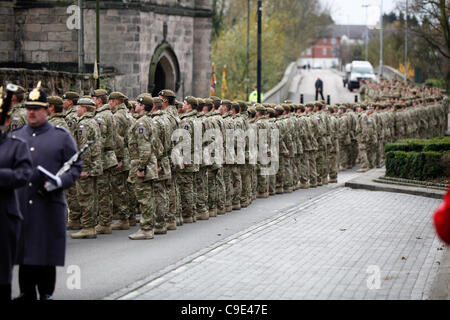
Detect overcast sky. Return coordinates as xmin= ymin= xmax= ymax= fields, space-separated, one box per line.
xmin=321 ymin=0 xmax=400 ymax=26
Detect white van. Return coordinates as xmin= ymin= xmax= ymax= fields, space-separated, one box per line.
xmin=348 ymin=61 xmax=377 ymax=91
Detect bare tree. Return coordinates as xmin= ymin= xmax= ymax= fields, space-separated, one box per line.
xmin=405 ymin=0 xmax=450 ymax=90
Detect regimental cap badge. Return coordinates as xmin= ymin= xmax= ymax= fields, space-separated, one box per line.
xmin=29 ymin=81 xmax=42 ymax=101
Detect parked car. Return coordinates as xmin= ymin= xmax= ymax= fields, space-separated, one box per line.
xmin=343 ymin=63 xmax=352 ymax=87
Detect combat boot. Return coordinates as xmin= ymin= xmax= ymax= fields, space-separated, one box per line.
xmin=257 ymin=192 xmax=269 ymax=198
xmin=197 ymin=211 xmax=209 ymax=220
xmin=241 ymin=201 xmax=248 ymax=208
xmin=232 ymin=203 xmax=241 ymax=210
xmin=209 ymin=209 xmax=217 ymax=218
xmin=225 ymin=205 xmax=233 ymax=212
xmin=128 ymin=229 xmax=154 ymax=240
xmin=217 ymin=208 xmax=226 ymax=215
xmin=128 ymin=217 xmax=137 ymax=227
xmin=167 ymin=221 xmax=177 ymax=231
xmin=67 ymin=219 xmax=81 ymax=230
xmin=111 ymin=219 xmax=130 ymax=230
xmin=329 ymin=178 xmax=338 ymax=183
xmin=95 ymin=224 xmax=112 ymax=235
xmin=285 ymin=186 xmax=293 ymax=193
xmin=356 ymin=167 xmax=370 ymax=173
xmin=71 ymin=228 xmax=97 ymax=239
xmin=276 ymin=187 xmax=284 ymax=194
xmin=183 ymin=216 xmax=194 ymax=223
xmin=154 ymin=226 xmax=167 ymax=235
xmin=322 ymin=177 xmax=328 ymax=185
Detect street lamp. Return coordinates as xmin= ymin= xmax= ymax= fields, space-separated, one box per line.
xmin=379 ymin=0 xmax=383 ymax=77
xmin=257 ymin=0 xmax=262 ymax=103
xmin=362 ymin=4 xmax=370 ymax=61
xmin=404 ymin=0 xmax=408 ymax=82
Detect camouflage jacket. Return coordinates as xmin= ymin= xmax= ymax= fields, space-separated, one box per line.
xmin=95 ymin=104 xmax=118 ymax=170
xmin=127 ymin=113 xmax=160 ymax=183
xmin=178 ymin=109 xmax=199 ymax=172
xmin=111 ymin=103 xmax=131 ymax=172
xmin=8 ymin=102 xmax=27 ymax=132
xmin=76 ymin=111 xmax=103 ymax=176
xmin=48 ymin=113 xmax=69 ymax=131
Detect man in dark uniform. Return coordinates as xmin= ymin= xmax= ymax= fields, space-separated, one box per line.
xmin=315 ymin=77 xmax=325 ymax=101
xmin=0 ymin=85 xmax=33 ymax=301
xmin=13 ymin=83 xmax=81 ymax=300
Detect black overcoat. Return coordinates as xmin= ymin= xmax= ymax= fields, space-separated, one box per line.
xmin=14 ymin=121 xmax=81 ymax=266
xmin=0 ymin=132 xmax=32 ymax=284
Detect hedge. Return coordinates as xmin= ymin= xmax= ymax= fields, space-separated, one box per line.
xmin=385 ymin=138 xmax=450 ymax=180
xmin=385 ymin=137 xmax=450 ymax=153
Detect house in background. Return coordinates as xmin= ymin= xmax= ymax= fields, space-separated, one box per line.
xmin=299 ymin=25 xmax=370 ymax=69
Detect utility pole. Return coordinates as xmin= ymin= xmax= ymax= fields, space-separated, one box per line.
xmin=379 ymin=0 xmax=383 ymax=77
xmin=404 ymin=0 xmax=408 ymax=82
xmin=96 ymin=0 xmax=100 ymax=89
xmin=362 ymin=4 xmax=369 ymax=61
xmin=246 ymin=0 xmax=250 ymax=99
xmin=257 ymin=0 xmax=262 ymax=103
xmin=78 ymin=0 xmax=84 ymax=73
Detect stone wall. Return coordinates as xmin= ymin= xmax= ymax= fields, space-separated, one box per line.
xmin=0 ymin=67 xmax=115 ymax=96
xmin=0 ymin=0 xmax=212 ymax=99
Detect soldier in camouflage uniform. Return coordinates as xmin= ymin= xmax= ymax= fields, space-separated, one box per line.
xmin=63 ymin=91 xmax=83 ymax=230
xmin=210 ymin=97 xmax=227 ymax=215
xmin=237 ymin=100 xmax=252 ymax=207
xmin=7 ymin=85 xmax=27 ymax=132
xmin=337 ymin=105 xmax=351 ymax=171
xmin=91 ymin=89 xmax=119 ymax=234
xmin=204 ymin=98 xmax=222 ymax=217
xmin=304 ymin=103 xmax=318 ymax=187
xmin=159 ymin=89 xmax=182 ymax=227
xmin=220 ymin=100 xmax=234 ymax=211
xmin=266 ymin=107 xmax=278 ymax=195
xmin=247 ymin=106 xmax=258 ymax=199
xmin=109 ymin=92 xmax=133 ymax=231
xmin=150 ymin=97 xmax=172 ymax=233
xmin=128 ymin=95 xmax=161 ymax=240
xmin=71 ymin=98 xmax=103 ymax=239
xmin=193 ymin=98 xmax=210 ymax=219
xmin=326 ymin=106 xmax=339 ymax=183
xmin=296 ymin=104 xmax=311 ymax=188
xmin=47 ymin=96 xmax=68 ymax=129
xmin=230 ymin=102 xmax=243 ymax=209
xmin=178 ymin=96 xmax=200 ymax=223
xmin=255 ymin=104 xmax=270 ymax=197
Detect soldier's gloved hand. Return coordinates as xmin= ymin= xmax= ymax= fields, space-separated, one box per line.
xmin=44 ymin=176 xmax=62 ymax=192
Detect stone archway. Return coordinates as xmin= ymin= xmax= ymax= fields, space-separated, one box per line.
xmin=148 ymin=42 xmax=180 ymax=97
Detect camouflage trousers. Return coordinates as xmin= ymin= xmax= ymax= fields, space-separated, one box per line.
xmin=133 ymin=181 xmax=154 ymax=231
xmin=349 ymin=139 xmax=358 ymax=167
xmin=240 ymin=165 xmax=252 ymax=205
xmin=194 ymin=167 xmax=208 ymax=214
xmin=307 ymin=150 xmax=318 ymax=186
xmin=299 ymin=153 xmax=309 ymax=186
xmin=96 ymin=168 xmax=114 ymax=226
xmin=276 ymin=157 xmax=285 ymax=191
xmin=257 ymin=165 xmax=269 ymax=195
xmin=376 ymin=138 xmax=384 ymax=167
xmin=367 ymin=143 xmax=377 ymax=168
xmin=328 ymin=152 xmax=338 ymax=180
xmin=283 ymin=157 xmax=294 ymax=191
xmin=223 ymin=165 xmax=233 ymax=208
xmin=215 ymin=167 xmax=226 ymax=212
xmin=153 ymin=180 xmax=169 ymax=229
xmin=110 ymin=170 xmax=129 ymax=220
xmin=231 ymin=165 xmax=242 ymax=206
xmin=172 ymin=173 xmax=183 ymax=223
xmin=207 ymin=168 xmax=219 ymax=212
xmin=127 ymin=181 xmax=137 ymax=221
xmin=178 ymin=171 xmax=195 ymax=219
xmin=167 ymin=176 xmax=178 ymax=224
xmin=67 ymin=183 xmax=81 ymax=221
xmin=269 ymin=173 xmax=276 ymax=195
xmin=316 ymin=147 xmax=327 ymax=184
xmin=339 ymin=142 xmax=350 ymax=169
xmin=76 ymin=176 xmax=98 ymax=229
xmin=251 ymin=164 xmax=257 ymax=198
xmin=358 ymin=141 xmax=376 ymax=169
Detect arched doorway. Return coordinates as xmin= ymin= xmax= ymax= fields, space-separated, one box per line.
xmin=148 ymin=42 xmax=180 ymax=97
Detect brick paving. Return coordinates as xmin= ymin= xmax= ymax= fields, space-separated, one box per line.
xmin=112 ymin=188 xmax=445 ymax=300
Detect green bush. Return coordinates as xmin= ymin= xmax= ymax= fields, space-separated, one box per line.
xmin=385 ymin=137 xmax=450 ymax=153
xmin=385 ymin=147 xmax=448 ymax=180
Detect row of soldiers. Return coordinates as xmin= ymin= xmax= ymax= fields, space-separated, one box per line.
xmin=6 ymin=83 xmax=448 ymax=240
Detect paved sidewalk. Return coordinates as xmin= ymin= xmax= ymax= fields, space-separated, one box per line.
xmin=109 ymin=188 xmax=446 ymax=300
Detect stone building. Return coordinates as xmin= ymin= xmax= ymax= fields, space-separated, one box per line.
xmin=0 ymin=0 xmax=213 ymax=98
